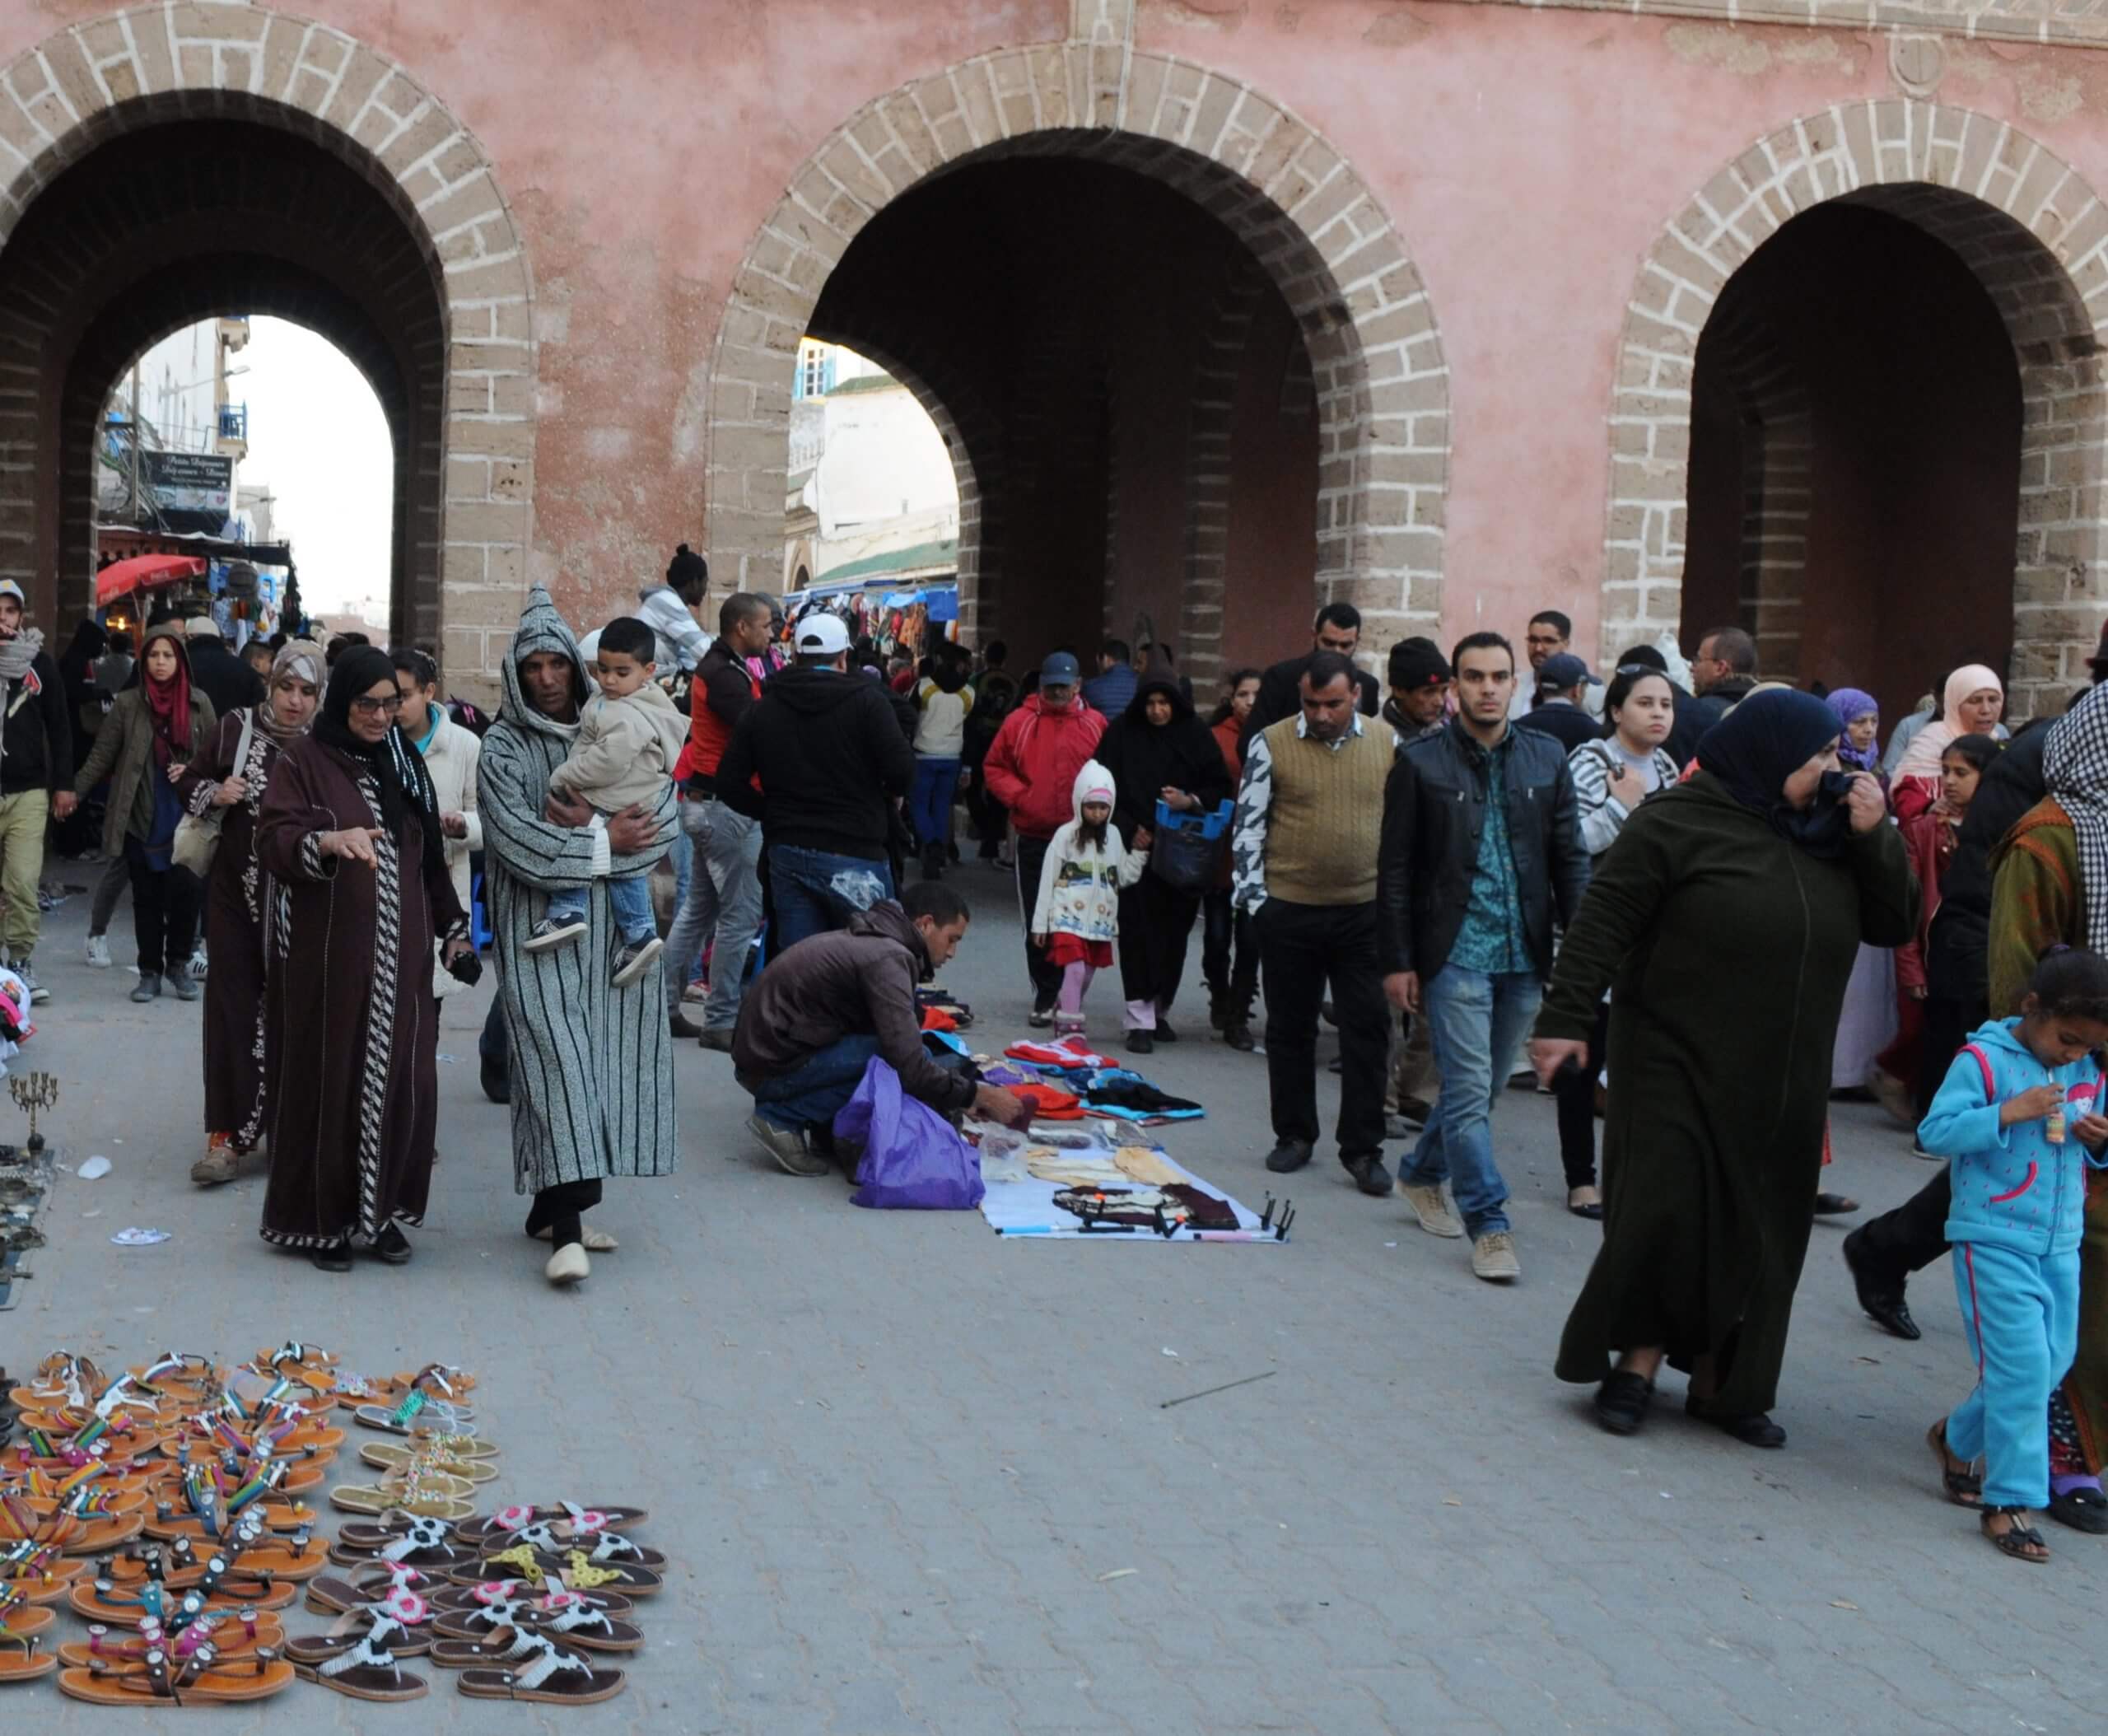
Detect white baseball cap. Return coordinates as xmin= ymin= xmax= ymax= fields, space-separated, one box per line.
xmin=795 ymin=614 xmax=851 ymax=656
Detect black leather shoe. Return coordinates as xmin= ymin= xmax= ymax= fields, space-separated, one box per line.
xmin=1842 ymin=1226 xmax=1919 ymax=1341
xmin=2050 ymin=1485 xmax=2108 ymax=1533
xmin=1153 ymin=1020 xmax=1178 ymax=1043
xmin=1594 ymin=1370 xmax=1654 ymax=1435
xmin=1125 ymin=1029 xmax=1154 ymax=1055
xmin=310 ymin=1239 xmax=352 ymax=1273
xmin=1264 ymin=1138 xmax=1313 ymax=1173
xmin=1222 ymin=1020 xmax=1256 ymax=1052
xmin=1688 ymin=1402 xmax=1787 ymax=1448
xmin=369 ymin=1223 xmax=412 ymax=1266
xmin=1343 ymin=1152 xmax=1393 ymax=1197
xmin=669 ymin=1009 xmax=702 ymax=1039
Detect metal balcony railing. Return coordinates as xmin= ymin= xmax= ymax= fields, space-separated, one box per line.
xmin=218 ymin=403 xmax=247 ymax=441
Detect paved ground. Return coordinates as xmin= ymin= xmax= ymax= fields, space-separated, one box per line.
xmin=8 ymin=862 xmax=2106 ymax=1733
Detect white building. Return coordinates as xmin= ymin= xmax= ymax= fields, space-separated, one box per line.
xmin=784 ymin=340 xmax=958 ymax=595
xmin=98 ymin=315 xmax=250 ymax=530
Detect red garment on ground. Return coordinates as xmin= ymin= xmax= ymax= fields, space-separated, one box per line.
xmin=1012 ymin=1081 xmax=1084 ymax=1119
xmin=1046 ymin=933 xmax=1112 ymax=969
xmin=920 ymin=1006 xmax=958 ymax=1032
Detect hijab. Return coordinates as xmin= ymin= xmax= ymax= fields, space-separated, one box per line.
xmin=2045 ymin=684 xmax=2108 ymax=955
xmin=259 ymin=639 xmax=324 ymax=744
xmin=1695 ymin=687 xmax=1852 ymax=859
xmin=313 ymin=644 xmax=445 ymax=882
xmin=56 ymin=618 xmax=105 ymax=698
xmin=1826 ymin=687 xmax=1881 ymax=773
xmin=138 ymin=623 xmax=193 ymax=770
xmin=1896 ymin=664 xmax=2003 ymax=778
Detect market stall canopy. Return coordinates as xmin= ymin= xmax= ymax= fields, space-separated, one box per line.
xmin=96 ymin=553 xmax=206 ymax=607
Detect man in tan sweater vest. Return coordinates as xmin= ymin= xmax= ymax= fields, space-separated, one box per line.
xmin=1229 ymin=651 xmax=1399 ymax=1196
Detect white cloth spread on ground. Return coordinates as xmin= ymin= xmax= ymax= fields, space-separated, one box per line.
xmin=969 ymin=1128 xmax=1278 ymax=1242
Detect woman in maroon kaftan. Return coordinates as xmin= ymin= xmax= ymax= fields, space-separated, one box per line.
xmin=175 ymin=640 xmax=324 ymax=1184
xmin=254 ymin=646 xmax=470 ymax=1270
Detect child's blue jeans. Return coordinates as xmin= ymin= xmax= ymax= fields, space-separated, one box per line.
xmin=1947 ymin=1241 xmax=2080 ymax=1510
xmin=548 ymin=874 xmax=655 ymax=945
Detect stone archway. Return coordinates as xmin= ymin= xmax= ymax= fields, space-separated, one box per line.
xmin=1604 ymin=100 xmax=2108 ymax=717
xmin=0 ymin=3 xmax=534 ymax=689
xmin=705 ymin=44 xmax=1447 ymax=658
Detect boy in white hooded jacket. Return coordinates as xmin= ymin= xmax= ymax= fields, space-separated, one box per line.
xmin=1030 ymin=760 xmax=1148 ymax=1038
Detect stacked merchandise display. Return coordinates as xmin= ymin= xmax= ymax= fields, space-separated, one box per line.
xmin=2 ymin=1346 xmax=657 ymax=1704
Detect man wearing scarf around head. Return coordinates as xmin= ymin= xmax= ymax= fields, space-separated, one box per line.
xmin=0 ymin=581 xmax=77 ymax=1003
xmin=479 ymin=586 xmax=679 ymax=1286
xmin=253 ymin=645 xmax=469 ymax=1270
xmin=1533 ymin=690 xmax=1917 ymax=1444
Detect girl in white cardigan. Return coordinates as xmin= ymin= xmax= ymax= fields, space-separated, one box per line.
xmin=1030 ymin=760 xmax=1147 ymax=1038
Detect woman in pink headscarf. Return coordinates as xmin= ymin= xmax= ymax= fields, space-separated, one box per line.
xmin=1891 ymin=665 xmax=2004 ymax=824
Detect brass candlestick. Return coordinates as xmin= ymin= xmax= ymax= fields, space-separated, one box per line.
xmin=10 ymin=1071 xmax=57 ymax=1152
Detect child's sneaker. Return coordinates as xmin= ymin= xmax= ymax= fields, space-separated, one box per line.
xmin=523 ymin=914 xmax=588 ymax=952
xmin=1054 ymin=1012 xmax=1086 ymax=1039
xmin=611 ymin=936 xmax=665 ymax=989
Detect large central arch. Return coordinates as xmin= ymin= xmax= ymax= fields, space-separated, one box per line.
xmin=1602 ymin=100 xmax=2108 ymax=718
xmin=0 ymin=3 xmax=534 ymax=691
xmin=705 ymin=46 xmax=1447 ymax=669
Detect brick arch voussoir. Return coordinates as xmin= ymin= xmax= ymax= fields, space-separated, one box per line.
xmin=707 ymin=45 xmax=1446 ymax=657
xmin=1603 ymin=100 xmax=2108 ymax=715
xmin=0 ymin=2 xmax=535 ymax=692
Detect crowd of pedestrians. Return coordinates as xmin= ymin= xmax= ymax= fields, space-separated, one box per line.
xmin=19 ymin=540 xmax=2108 ymax=1571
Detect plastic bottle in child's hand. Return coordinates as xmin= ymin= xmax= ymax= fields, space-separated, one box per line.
xmin=2049 ymin=1102 xmax=2068 ymax=1145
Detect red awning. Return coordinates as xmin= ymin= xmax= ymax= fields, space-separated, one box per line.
xmin=96 ymin=554 xmax=207 ymax=608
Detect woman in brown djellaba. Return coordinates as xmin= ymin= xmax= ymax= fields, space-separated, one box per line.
xmin=254 ymin=646 xmax=472 ymax=1271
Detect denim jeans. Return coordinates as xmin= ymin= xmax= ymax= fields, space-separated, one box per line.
xmin=768 ymin=843 xmax=893 ymax=954
xmin=663 ymin=797 xmax=765 ymax=1025
xmin=909 ymin=757 xmax=959 ymax=851
xmin=1401 ymin=965 xmax=1543 ymax=1239
xmin=548 ymin=872 xmax=654 ymax=944
xmin=741 ymin=1033 xmax=883 ymax=1132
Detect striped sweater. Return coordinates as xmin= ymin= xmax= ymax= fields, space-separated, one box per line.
xmin=478 ymin=586 xmax=681 ymax=1195
xmin=1566 ymin=738 xmax=1681 ymax=858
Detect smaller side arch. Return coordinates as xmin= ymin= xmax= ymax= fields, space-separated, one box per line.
xmin=1603 ymin=100 xmax=2108 ymax=717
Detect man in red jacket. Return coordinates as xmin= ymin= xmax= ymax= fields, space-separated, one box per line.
xmin=982 ymin=651 xmax=1105 ymax=1024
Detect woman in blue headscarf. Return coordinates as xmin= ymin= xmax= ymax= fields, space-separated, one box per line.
xmin=1533 ymin=691 xmax=1919 ymax=1444
xmin=1824 ymin=688 xmax=1902 ymax=1113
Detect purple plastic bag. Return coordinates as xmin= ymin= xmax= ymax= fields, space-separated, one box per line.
xmin=837 ymin=1054 xmax=986 ymax=1211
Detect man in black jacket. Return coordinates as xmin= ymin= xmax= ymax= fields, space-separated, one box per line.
xmin=183 ymin=617 xmax=264 ymax=718
xmin=716 ymin=610 xmax=914 ymax=952
xmin=0 ymin=584 xmax=76 ymax=1003
xmin=1380 ymin=630 xmax=1589 ymax=1283
xmin=1688 ymin=624 xmax=1758 ymax=729
xmin=1513 ymin=652 xmax=1602 ymax=754
xmin=1245 ymin=602 xmax=1381 ymax=740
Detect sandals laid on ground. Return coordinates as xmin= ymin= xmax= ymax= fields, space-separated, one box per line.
xmin=305 ymin=1561 xmax=432 ymax=1616
xmin=453 ymin=1629 xmax=627 ymax=1703
xmin=1981 ymin=1504 xmax=2050 ymax=1563
xmin=1926 ymin=1421 xmax=1982 ymax=1507
xmin=0 ymin=1627 xmax=54 ymax=1682
xmin=329 ymin=1468 xmax=479 ymax=1519
xmin=329 ymin=1514 xmax=477 ymax=1571
xmin=56 ymin=1610 xmax=286 ymax=1668
xmin=287 ymin=1606 xmax=431 ymax=1698
xmin=452 ymin=1503 xmax=648 ymax=1547
xmin=433 ymin=1587 xmax=644 ymax=1654
xmin=452 ymin=1547 xmax=663 ymax=1597
xmin=57 ymin=1641 xmax=296 ymax=1704
xmin=359 ymin=1442 xmax=502 ymax=1484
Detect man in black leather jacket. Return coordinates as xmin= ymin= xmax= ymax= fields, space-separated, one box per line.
xmin=1379 ymin=631 xmax=1590 ymax=1282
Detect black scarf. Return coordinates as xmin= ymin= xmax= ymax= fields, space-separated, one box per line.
xmin=313 ymin=645 xmax=446 ymax=883
xmin=1695 ymin=688 xmax=1852 ymax=860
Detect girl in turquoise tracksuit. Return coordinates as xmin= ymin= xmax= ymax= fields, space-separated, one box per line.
xmin=1919 ymin=947 xmax=2108 ymax=1564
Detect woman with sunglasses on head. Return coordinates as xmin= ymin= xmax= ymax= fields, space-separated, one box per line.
xmin=71 ymin=622 xmax=217 ymax=1004
xmin=253 ymin=646 xmax=472 ymax=1272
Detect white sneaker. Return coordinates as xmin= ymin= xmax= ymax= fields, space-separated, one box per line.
xmin=84 ymin=933 xmax=110 ymax=968
xmin=1471 ymin=1231 xmax=1521 ymax=1282
xmin=1397 ymin=1180 xmax=1464 ymax=1239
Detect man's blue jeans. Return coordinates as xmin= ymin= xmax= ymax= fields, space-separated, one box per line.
xmin=1401 ymin=965 xmax=1543 ymax=1239
xmin=767 ymin=844 xmax=893 ymax=954
xmin=663 ymin=797 xmax=764 ymax=1026
xmin=741 ymin=1034 xmax=883 ymax=1133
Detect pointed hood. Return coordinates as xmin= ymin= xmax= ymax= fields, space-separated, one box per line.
xmin=500 ymin=583 xmax=590 ymax=740
xmin=1070 ymin=757 xmax=1116 ymax=823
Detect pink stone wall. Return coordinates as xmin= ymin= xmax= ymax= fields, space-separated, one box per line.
xmin=10 ymin=0 xmax=2108 ymax=668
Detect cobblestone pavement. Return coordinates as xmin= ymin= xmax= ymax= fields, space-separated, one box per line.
xmin=9 ymin=866 xmax=2105 ymax=1733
